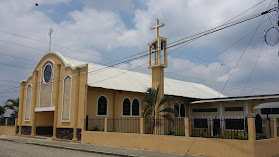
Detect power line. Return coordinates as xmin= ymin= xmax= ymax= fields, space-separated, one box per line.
xmin=0 ymin=7 xmax=276 ymax=94
xmin=218 ymin=1 xmax=274 ymax=97
xmin=240 ymin=29 xmax=268 ymax=96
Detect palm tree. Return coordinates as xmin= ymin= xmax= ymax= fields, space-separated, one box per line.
xmin=142 ymin=85 xmax=176 ymax=134
xmin=4 ymin=98 xmax=19 ymax=118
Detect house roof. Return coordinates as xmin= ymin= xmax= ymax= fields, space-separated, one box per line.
xmin=64 ymin=55 xmax=225 ymax=99
xmin=191 ymin=94 xmax=279 ymax=104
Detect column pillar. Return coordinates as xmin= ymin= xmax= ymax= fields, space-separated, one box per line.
xmin=31 ymin=70 xmax=38 ymax=136
xmin=266 ymin=119 xmax=270 ymax=138
xmin=14 ymin=118 xmax=18 ymax=134
xmin=104 ymin=118 xmax=108 ymax=132
xmin=72 ymin=67 xmax=81 ymax=142
xmin=18 ymin=81 xmax=26 ymax=135
xmin=274 ymin=118 xmax=277 ymax=138
xmin=5 ymin=118 xmax=8 ymax=126
xmin=52 ymin=64 xmax=61 ymax=140
xmin=184 ymin=118 xmax=190 ymax=137
xmin=248 ymin=118 xmax=256 ymax=143
xmin=140 ymin=118 xmax=144 ymax=134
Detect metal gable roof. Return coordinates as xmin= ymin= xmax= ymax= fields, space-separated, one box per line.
xmin=65 ymin=57 xmax=225 ymax=99
xmin=191 ymin=94 xmax=279 ymax=104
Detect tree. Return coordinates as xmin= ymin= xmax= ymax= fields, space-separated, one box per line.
xmin=142 ymin=85 xmax=176 ymax=134
xmin=0 ymin=105 xmax=5 ymax=117
xmin=4 ymin=98 xmax=19 ymax=118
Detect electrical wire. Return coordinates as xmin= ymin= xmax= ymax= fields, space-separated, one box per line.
xmin=218 ymin=0 xmax=274 ymax=97
xmin=0 ymin=7 xmax=276 ymax=94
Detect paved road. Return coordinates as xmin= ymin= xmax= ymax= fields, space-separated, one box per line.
xmin=0 ymin=140 xmax=111 ymax=157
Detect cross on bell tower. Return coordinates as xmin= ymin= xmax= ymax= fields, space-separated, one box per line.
xmin=148 ymin=18 xmax=167 ymax=68
xmin=148 ymin=18 xmax=168 ymax=115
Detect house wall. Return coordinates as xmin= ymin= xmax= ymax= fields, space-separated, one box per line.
xmin=190 ymin=98 xmax=279 ymax=118
xmin=86 ymin=87 xmax=190 ymax=119
xmin=86 ymin=87 xmax=189 ymax=132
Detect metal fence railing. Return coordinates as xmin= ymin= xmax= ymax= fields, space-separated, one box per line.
xmin=0 ymin=117 xmax=5 ymax=126
xmin=144 ymin=117 xmax=185 ymax=136
xmin=7 ymin=117 xmax=15 ymax=126
xmin=86 ymin=117 xmax=185 ymax=136
xmin=107 ymin=118 xmax=140 ymax=133
xmin=86 ymin=118 xmax=105 ymax=131
xmin=257 ymin=118 xmax=276 ymax=140
xmin=190 ymin=117 xmax=248 ymax=140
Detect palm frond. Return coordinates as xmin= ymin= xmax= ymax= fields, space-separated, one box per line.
xmin=157 ymin=96 xmax=174 ymax=109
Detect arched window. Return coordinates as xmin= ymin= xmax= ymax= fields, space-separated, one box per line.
xmin=180 ymin=103 xmax=186 ymax=117
xmin=62 ymin=75 xmax=72 ymax=122
xmin=25 ymin=84 xmax=32 ymax=121
xmin=174 ymin=103 xmax=179 ymax=117
xmin=97 ymin=96 xmax=108 ymax=116
xmin=132 ymin=99 xmax=140 ymax=116
xmin=123 ymin=98 xmax=131 ymax=116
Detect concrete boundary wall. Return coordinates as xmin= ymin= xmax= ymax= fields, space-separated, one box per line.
xmin=0 ymin=126 xmax=15 ymax=136
xmin=81 ymin=118 xmax=279 ymax=157
xmin=81 ymin=131 xmax=254 ymax=157
xmin=255 ymin=139 xmax=279 ymax=157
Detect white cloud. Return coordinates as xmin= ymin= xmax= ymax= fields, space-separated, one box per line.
xmin=0 ymin=0 xmax=278 ymax=103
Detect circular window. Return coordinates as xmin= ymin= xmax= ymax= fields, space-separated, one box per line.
xmin=43 ymin=64 xmax=52 ymax=83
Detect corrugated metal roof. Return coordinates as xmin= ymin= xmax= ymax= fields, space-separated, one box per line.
xmin=65 ymin=57 xmax=225 ymax=99
xmin=191 ymin=95 xmax=279 ymax=104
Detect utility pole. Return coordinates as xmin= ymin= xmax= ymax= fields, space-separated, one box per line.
xmin=48 ymin=27 xmax=53 ymax=51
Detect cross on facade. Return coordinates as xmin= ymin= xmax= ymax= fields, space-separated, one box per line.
xmin=151 ymin=18 xmax=164 ymax=38
xmin=48 ymin=27 xmax=53 ymax=51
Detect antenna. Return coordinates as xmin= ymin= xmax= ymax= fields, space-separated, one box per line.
xmin=48 ymin=27 xmax=53 ymax=51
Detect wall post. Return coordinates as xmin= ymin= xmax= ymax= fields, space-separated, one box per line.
xmin=14 ymin=118 xmax=18 ymax=134
xmin=18 ymin=81 xmax=25 ymax=135
xmin=140 ymin=118 xmax=144 ymax=134
xmin=248 ymin=118 xmax=256 ymax=143
xmin=72 ymin=67 xmax=81 ymax=142
xmin=52 ymin=64 xmax=61 ymax=140
xmin=184 ymin=118 xmax=190 ymax=137
xmin=104 ymin=118 xmax=108 ymax=132
xmin=5 ymin=118 xmax=8 ymax=126
xmin=274 ymin=118 xmax=277 ymax=138
xmin=30 ymin=70 xmax=38 ymax=136
xmin=265 ymin=119 xmax=270 ymax=138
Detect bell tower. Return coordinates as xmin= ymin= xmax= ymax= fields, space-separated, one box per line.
xmin=148 ymin=18 xmax=167 ymax=103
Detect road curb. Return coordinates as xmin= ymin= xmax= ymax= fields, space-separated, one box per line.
xmin=0 ymin=138 xmax=138 ymax=157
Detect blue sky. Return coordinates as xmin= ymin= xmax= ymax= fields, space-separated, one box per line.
xmin=0 ymin=0 xmax=279 ymax=112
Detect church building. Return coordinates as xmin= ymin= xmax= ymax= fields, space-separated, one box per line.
xmin=16 ymin=19 xmax=279 ymax=141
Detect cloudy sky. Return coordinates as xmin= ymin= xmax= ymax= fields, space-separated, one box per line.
xmin=0 ymin=0 xmax=279 ymax=107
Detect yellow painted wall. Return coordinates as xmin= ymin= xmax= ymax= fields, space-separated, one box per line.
xmin=19 ymin=52 xmax=87 ymax=131
xmin=255 ymin=139 xmax=279 ymax=157
xmin=0 ymin=126 xmax=15 ymax=136
xmin=35 ymin=112 xmax=54 ymax=127
xmin=82 ymin=131 xmax=254 ymax=157
xmin=86 ymin=87 xmax=189 ymax=119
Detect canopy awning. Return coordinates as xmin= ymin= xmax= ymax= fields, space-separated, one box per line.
xmin=254 ymin=102 xmax=279 ymax=109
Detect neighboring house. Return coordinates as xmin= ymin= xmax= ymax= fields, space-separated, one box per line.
xmin=190 ymin=94 xmax=279 ymax=137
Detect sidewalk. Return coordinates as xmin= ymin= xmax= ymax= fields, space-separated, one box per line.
xmin=0 ymin=135 xmax=199 ymax=157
